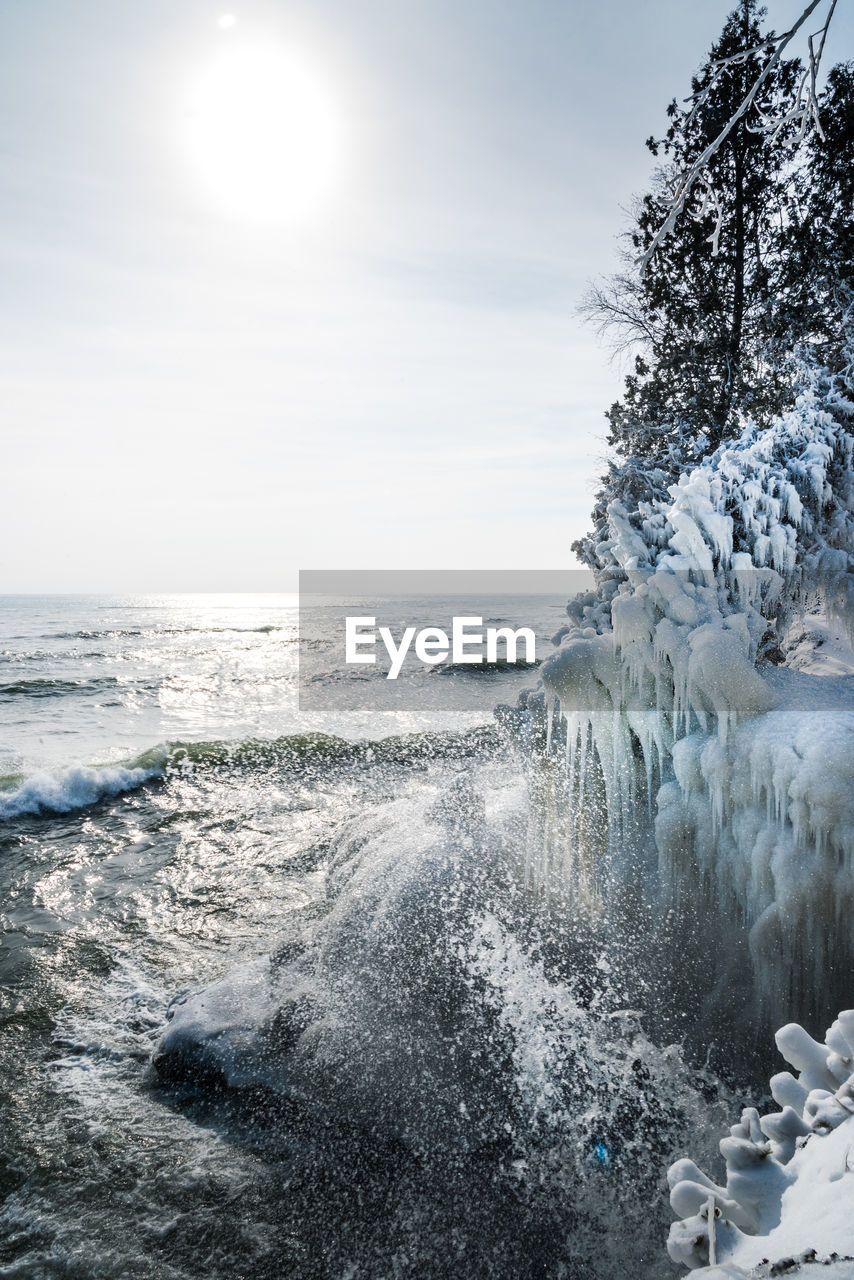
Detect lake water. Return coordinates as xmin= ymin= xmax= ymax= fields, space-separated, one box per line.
xmin=0 ymin=594 xmax=727 ymax=1279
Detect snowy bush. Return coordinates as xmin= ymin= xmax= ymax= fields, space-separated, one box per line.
xmin=667 ymin=1008 xmax=854 ymax=1276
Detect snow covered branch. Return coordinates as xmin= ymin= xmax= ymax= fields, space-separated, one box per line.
xmin=642 ymin=0 xmax=838 ymax=272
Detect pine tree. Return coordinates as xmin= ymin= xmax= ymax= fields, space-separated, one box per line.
xmin=585 ymin=0 xmax=801 ymax=468
xmin=574 ymin=0 xmax=810 ymax=571
xmin=785 ymin=60 xmax=854 ymax=372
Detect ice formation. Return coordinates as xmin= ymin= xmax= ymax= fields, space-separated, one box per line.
xmin=667 ymin=1009 xmax=854 ymax=1277
xmin=501 ymin=360 xmax=854 ymax=1026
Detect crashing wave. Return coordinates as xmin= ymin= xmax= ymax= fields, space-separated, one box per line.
xmin=140 ymin=355 xmax=854 ymax=1273
xmin=667 ymin=1009 xmax=854 ymax=1277
xmin=152 ymin=767 xmax=730 ymax=1278
xmin=0 ymin=762 xmax=163 ymax=818
xmin=0 ymin=727 xmax=501 ymax=822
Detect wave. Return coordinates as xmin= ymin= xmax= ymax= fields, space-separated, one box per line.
xmin=0 ymin=726 xmax=501 ymax=821
xmin=0 ymin=762 xmax=162 ymax=819
xmin=152 ymin=769 xmax=729 ymax=1279
xmin=1 ymin=650 xmax=112 ymax=663
xmin=143 ymin=724 xmax=501 ymax=772
xmin=429 ymin=658 xmax=541 ymax=676
xmin=0 ymin=676 xmax=122 ymax=701
xmin=304 ymin=659 xmax=540 ymax=689
xmin=46 ymin=625 xmax=289 ymax=640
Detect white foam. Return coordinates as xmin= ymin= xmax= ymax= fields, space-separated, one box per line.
xmin=0 ymin=762 xmax=161 ymax=818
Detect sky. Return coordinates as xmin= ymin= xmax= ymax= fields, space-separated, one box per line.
xmin=1 ymin=0 xmax=850 ymax=591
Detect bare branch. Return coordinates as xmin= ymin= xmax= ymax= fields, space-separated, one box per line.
xmin=579 ymin=273 xmax=663 ymax=359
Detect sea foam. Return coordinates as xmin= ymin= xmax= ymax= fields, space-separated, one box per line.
xmin=0 ymin=762 xmax=162 ymax=818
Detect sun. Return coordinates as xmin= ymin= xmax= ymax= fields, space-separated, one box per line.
xmin=186 ymin=44 xmax=340 ymax=225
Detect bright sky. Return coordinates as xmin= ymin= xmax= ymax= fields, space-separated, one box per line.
xmin=1 ymin=0 xmax=849 ymax=591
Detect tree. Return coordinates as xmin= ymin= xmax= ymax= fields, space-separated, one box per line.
xmin=641 ymin=0 xmax=839 ymax=269
xmin=584 ymin=0 xmax=803 ymax=473
xmin=573 ymin=2 xmax=853 ymax=573
xmin=784 ymin=60 xmax=854 ymax=372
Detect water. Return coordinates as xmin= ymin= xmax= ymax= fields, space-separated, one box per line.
xmin=0 ymin=595 xmax=731 ymax=1279
xmin=0 ymin=593 xmax=574 ymax=778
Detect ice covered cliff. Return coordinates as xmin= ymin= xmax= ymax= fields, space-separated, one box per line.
xmin=503 ymin=356 xmax=854 ymax=1032
xmin=667 ymin=1008 xmax=854 ymax=1278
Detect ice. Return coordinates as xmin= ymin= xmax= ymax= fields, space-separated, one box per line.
xmin=667 ymin=1010 xmax=854 ymax=1275
xmin=507 ymin=360 xmax=854 ymax=1020
xmin=485 ymin=358 xmax=854 ymax=1276
xmin=146 ymin=349 xmax=854 ymax=1276
xmin=655 ymin=707 xmax=854 ymax=1009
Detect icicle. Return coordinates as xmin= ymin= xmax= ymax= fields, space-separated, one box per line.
xmin=546 ymin=694 xmax=556 ymax=756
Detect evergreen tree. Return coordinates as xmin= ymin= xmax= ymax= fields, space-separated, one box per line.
xmin=574 ymin=2 xmax=852 ymax=573
xmin=573 ymin=1 xmax=817 ymax=571
xmin=585 ymin=0 xmax=801 ymax=469
xmin=785 ymin=60 xmax=854 ymax=371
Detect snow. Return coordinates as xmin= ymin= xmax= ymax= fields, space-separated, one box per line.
xmin=667 ymin=1010 xmax=854 ymax=1276
xmin=501 ymin=362 xmax=854 ymax=1016
xmin=497 ymin=353 xmax=854 ymax=1272
xmin=781 ymin=615 xmax=854 ymax=677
